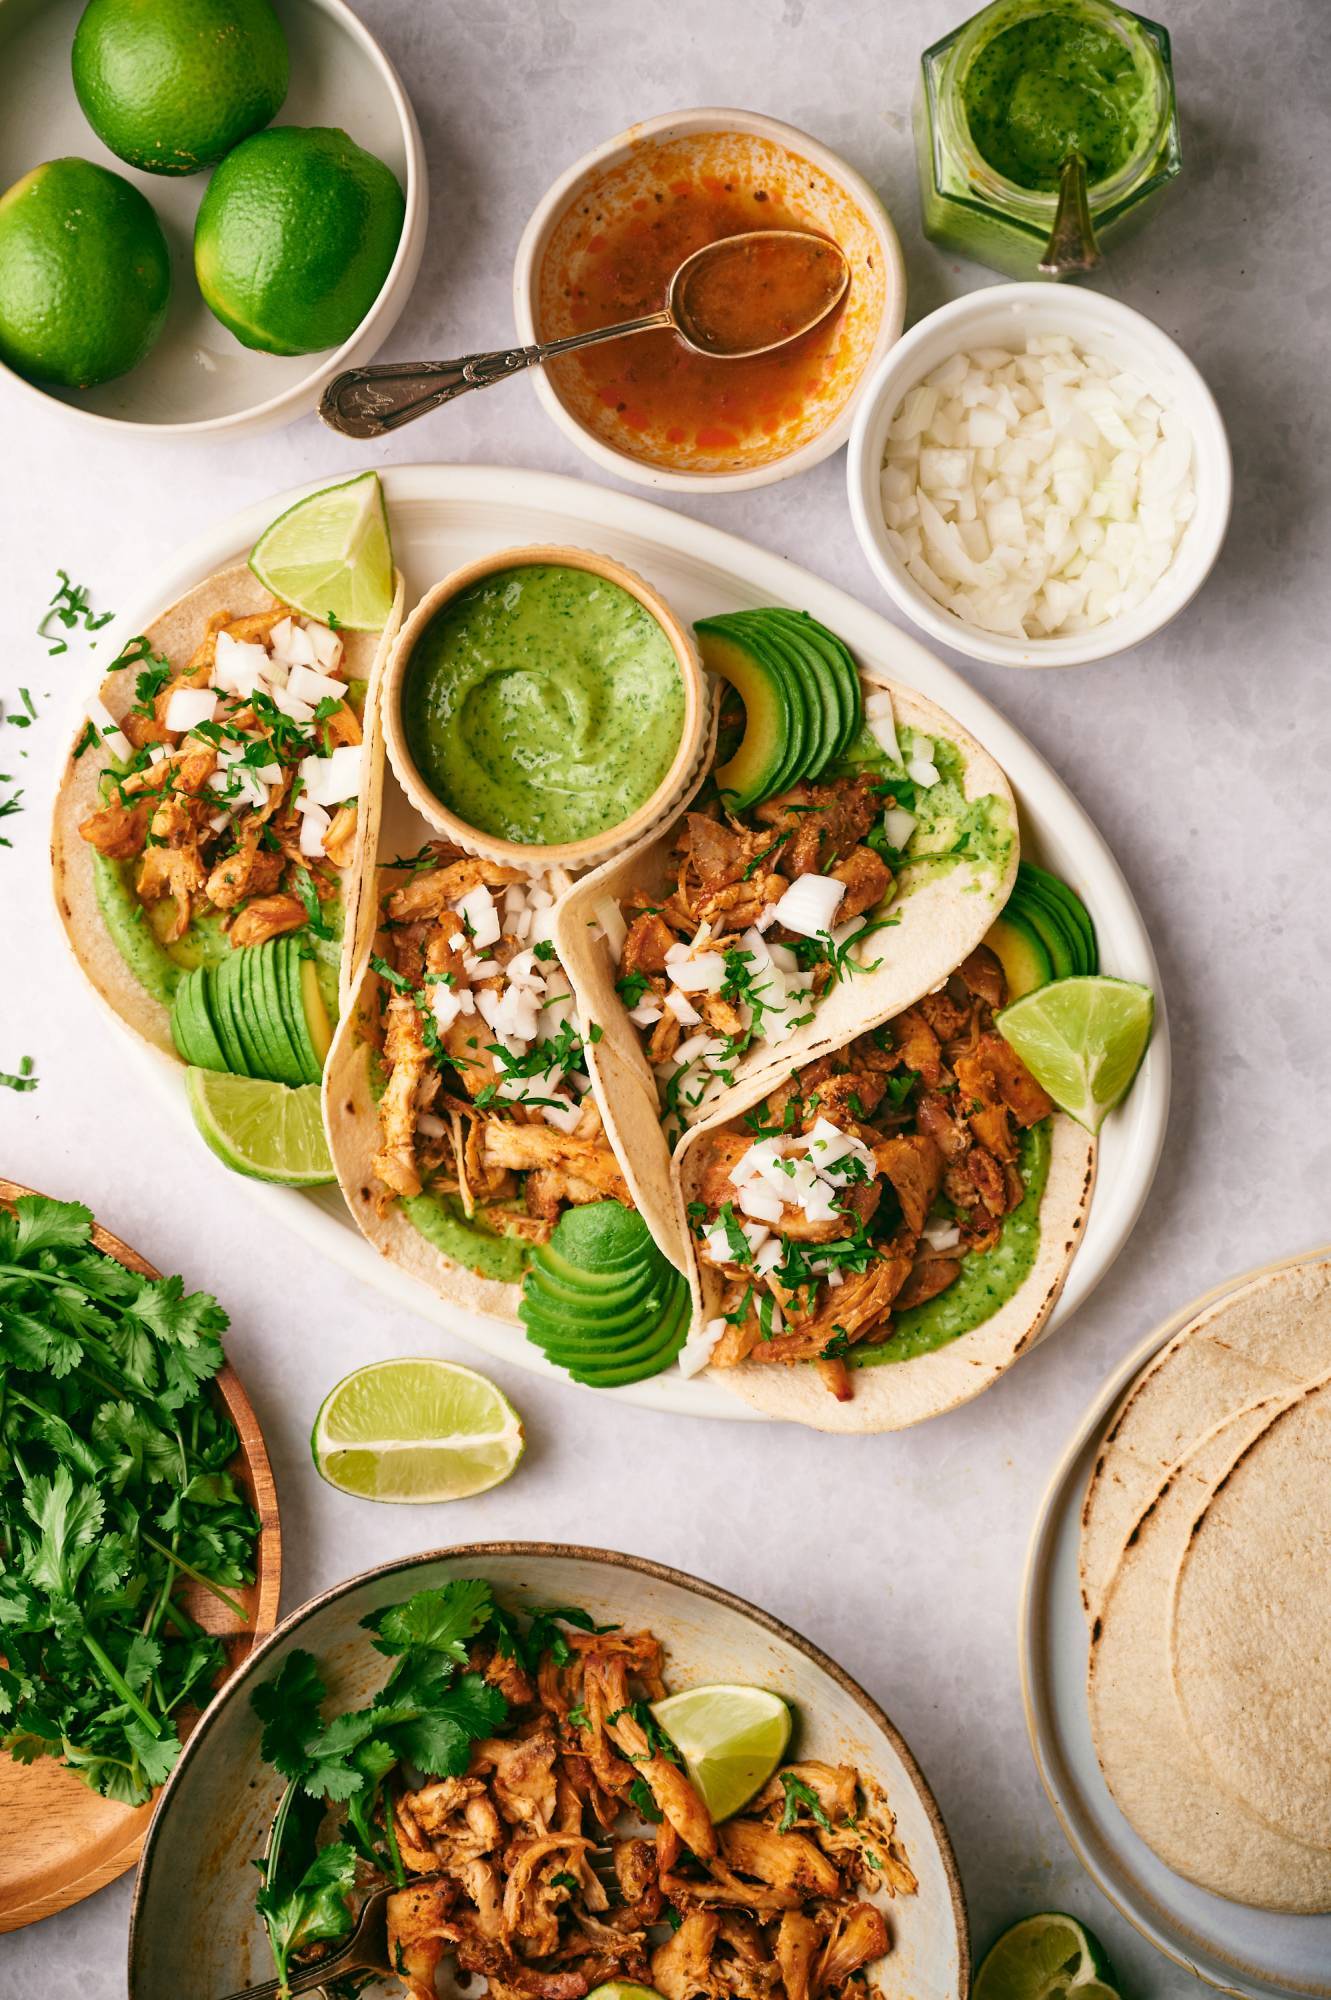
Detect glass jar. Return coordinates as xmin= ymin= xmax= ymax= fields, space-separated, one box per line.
xmin=914 ymin=0 xmax=1182 ymax=279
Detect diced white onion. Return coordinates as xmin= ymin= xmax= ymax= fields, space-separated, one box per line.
xmin=298 ymin=744 xmax=362 ymax=809
xmin=454 ymin=884 xmax=500 ymax=949
xmin=628 ymin=1001 xmax=664 ymax=1027
xmin=415 ymin=1111 xmax=448 ymax=1139
xmin=664 ymin=988 xmax=702 ymax=1026
xmin=540 ymin=1096 xmax=584 ymax=1134
xmin=881 ymin=333 xmax=1195 ymax=638
xmin=287 ymin=663 xmax=347 ymax=707
xmin=164 ymin=687 xmax=217 ymax=734
xmin=882 ymin=806 xmax=917 ymax=849
xmin=922 ymin=1220 xmax=962 ymax=1251
xmin=298 ymin=803 xmax=330 ymax=857
xmin=667 ymin=948 xmax=726 ymax=993
xmin=769 ymin=873 xmax=846 ymax=938
xmin=737 ymin=1185 xmax=784 ymax=1225
xmin=592 ymin=894 xmax=627 ymax=960
xmin=307 ymin=623 xmax=343 ymax=672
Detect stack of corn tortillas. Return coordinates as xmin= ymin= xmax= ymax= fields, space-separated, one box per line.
xmin=1080 ymin=1257 xmax=1331 ymax=1911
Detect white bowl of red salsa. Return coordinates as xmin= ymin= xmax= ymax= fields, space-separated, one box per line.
xmin=514 ymin=107 xmax=907 ymax=492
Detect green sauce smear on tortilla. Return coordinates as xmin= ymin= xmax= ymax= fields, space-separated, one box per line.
xmin=853 ymin=1118 xmax=1049 ymax=1367
xmin=833 ymin=724 xmax=1015 ymax=883
xmin=92 ymin=853 xmax=341 ymax=1018
xmin=401 ymin=1192 xmax=533 ymax=1284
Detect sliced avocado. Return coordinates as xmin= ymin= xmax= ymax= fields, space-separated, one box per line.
xmin=1016 ymin=862 xmax=1098 ymax=974
xmin=235 ymin=944 xmax=284 ymax=1084
xmin=252 ymin=943 xmax=307 ymax=1087
xmin=523 ymin=1275 xmax=675 ymax=1342
xmin=280 ymin=939 xmax=330 ymax=1084
xmin=760 ymin=608 xmax=863 ymax=767
xmin=222 ymin=947 xmax=272 ymax=1079
xmin=696 ymin=616 xmax=807 ymax=809
xmin=170 ymin=967 xmax=229 ymax=1073
xmin=534 ymin=1277 xmax=687 ymax=1369
xmin=1008 ymin=881 xmax=1078 ymax=980
xmin=986 ymin=912 xmax=1053 ymax=1001
xmin=544 ymin=1201 xmax=653 ymax=1274
xmin=206 ymin=956 xmax=253 ymax=1077
xmin=524 ymin=1259 xmax=663 ymax=1316
xmin=733 ymin=611 xmax=841 ymax=783
xmin=535 ymin=1245 xmax=657 ymax=1291
xmin=560 ymin=1286 xmax=692 ymax=1386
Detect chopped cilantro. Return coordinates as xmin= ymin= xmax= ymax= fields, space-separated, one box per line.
xmin=37 ymin=570 xmax=114 ymax=656
xmin=0 ymin=1054 xmax=37 ymax=1091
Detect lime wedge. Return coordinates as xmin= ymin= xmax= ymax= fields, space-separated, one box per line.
xmin=996 ymin=976 xmax=1154 ymax=1134
xmin=650 ymin=1684 xmax=792 ymax=1822
xmin=311 ymin=1357 xmax=524 ymax=1503
xmin=249 ymin=470 xmax=394 ymax=631
xmin=973 ymin=1913 xmax=1121 ymax=2000
xmin=185 ymin=1068 xmax=335 ymax=1185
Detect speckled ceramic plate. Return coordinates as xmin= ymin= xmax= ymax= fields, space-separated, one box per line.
xmin=127 ymin=1545 xmax=968 ymax=1998
xmin=1020 ymin=1247 xmax=1331 ymax=1999
xmin=56 ymin=463 xmax=1169 ymax=1418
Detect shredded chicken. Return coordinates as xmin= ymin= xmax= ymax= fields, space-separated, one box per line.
xmin=369 ymin=848 xmax=634 ymax=1240
xmin=692 ymin=946 xmax=1051 ymax=1396
xmin=368 ymin=1620 xmax=912 ymax=2000
xmin=76 ymin=603 xmax=361 ymax=960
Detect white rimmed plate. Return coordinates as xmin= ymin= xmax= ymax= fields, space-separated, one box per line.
xmin=54 ymin=461 xmax=1169 ymax=1419
xmin=0 ymin=0 xmax=426 ymax=436
xmin=1020 ymin=1246 xmax=1331 ymax=1999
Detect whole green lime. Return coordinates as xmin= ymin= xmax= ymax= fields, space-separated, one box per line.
xmin=72 ymin=0 xmax=288 ymax=177
xmin=0 ymin=158 xmax=171 ymax=388
xmin=194 ymin=126 xmax=405 ymax=356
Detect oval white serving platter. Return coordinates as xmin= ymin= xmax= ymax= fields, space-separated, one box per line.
xmin=61 ymin=462 xmax=1169 ymax=1419
xmin=1020 ymin=1245 xmax=1331 ymax=2000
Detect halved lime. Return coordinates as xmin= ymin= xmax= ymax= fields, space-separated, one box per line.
xmin=650 ymin=1684 xmax=792 ymax=1822
xmin=311 ymin=1357 xmax=524 ymax=1503
xmin=996 ymin=976 xmax=1154 ymax=1134
xmin=973 ymin=1913 xmax=1121 ymax=2000
xmin=249 ymin=471 xmax=394 ymax=630
xmin=184 ymin=1067 xmax=334 ymax=1185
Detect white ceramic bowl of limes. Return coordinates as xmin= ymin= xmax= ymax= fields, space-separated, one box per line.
xmin=0 ymin=0 xmax=426 ymax=437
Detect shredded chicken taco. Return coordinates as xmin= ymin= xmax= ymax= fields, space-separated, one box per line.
xmin=554 ymin=672 xmax=1018 ymax=1269
xmin=674 ymin=944 xmax=1095 ymax=1431
xmin=51 ymin=561 xmax=403 ymax=1062
xmin=250 ymin=1579 xmax=918 ymax=2000
xmin=325 ymin=843 xmax=637 ymax=1320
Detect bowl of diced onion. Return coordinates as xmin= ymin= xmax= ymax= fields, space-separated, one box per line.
xmin=846 ymin=284 xmax=1231 ymax=668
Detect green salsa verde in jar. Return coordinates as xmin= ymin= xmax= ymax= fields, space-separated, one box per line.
xmin=915 ymin=0 xmax=1181 ymax=278
xmin=400 ymin=562 xmax=690 ymax=852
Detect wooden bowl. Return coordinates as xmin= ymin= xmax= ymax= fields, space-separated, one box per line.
xmin=381 ymin=545 xmax=709 ymax=871
xmin=0 ymin=1180 xmax=281 ymax=1933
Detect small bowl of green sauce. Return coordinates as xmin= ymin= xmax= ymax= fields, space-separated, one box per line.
xmin=383 ymin=547 xmax=709 ymax=869
xmin=916 ymin=0 xmax=1182 ymax=279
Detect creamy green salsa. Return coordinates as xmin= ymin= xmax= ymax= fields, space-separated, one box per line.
xmin=961 ymin=2 xmax=1157 ymax=192
xmin=92 ymin=853 xmax=341 ymax=1016
xmin=402 ymin=1192 xmax=532 ymax=1283
xmin=854 ymin=1118 xmax=1049 ymax=1366
xmin=401 ymin=564 xmax=686 ymax=847
xmin=835 ymin=724 xmax=1015 ymax=881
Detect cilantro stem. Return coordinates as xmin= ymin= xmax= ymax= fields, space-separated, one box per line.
xmin=139 ymin=1530 xmax=250 ymax=1622
xmin=83 ymin=1634 xmax=162 ymax=1737
xmin=383 ymin=1779 xmax=405 ymax=1885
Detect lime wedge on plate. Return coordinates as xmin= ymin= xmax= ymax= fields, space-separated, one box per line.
xmin=249 ymin=470 xmax=394 ymax=630
xmin=185 ymin=1068 xmax=334 ymax=1184
xmin=996 ymin=976 xmax=1153 ymax=1134
xmin=650 ymin=1684 xmax=792 ymax=1821
xmin=312 ymin=1357 xmax=524 ymax=1503
xmin=973 ymin=1913 xmax=1121 ymax=2000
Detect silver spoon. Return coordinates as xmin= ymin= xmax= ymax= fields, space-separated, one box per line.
xmin=1038 ymin=150 xmax=1102 ymax=278
xmin=319 ymin=228 xmax=851 ymax=440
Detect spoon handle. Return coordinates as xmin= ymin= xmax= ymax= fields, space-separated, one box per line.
xmin=1038 ymin=151 xmax=1102 ymax=278
xmin=319 ymin=310 xmax=674 ymax=439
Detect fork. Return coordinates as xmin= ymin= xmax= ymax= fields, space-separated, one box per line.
xmin=215 ymin=1878 xmax=397 ymax=1999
